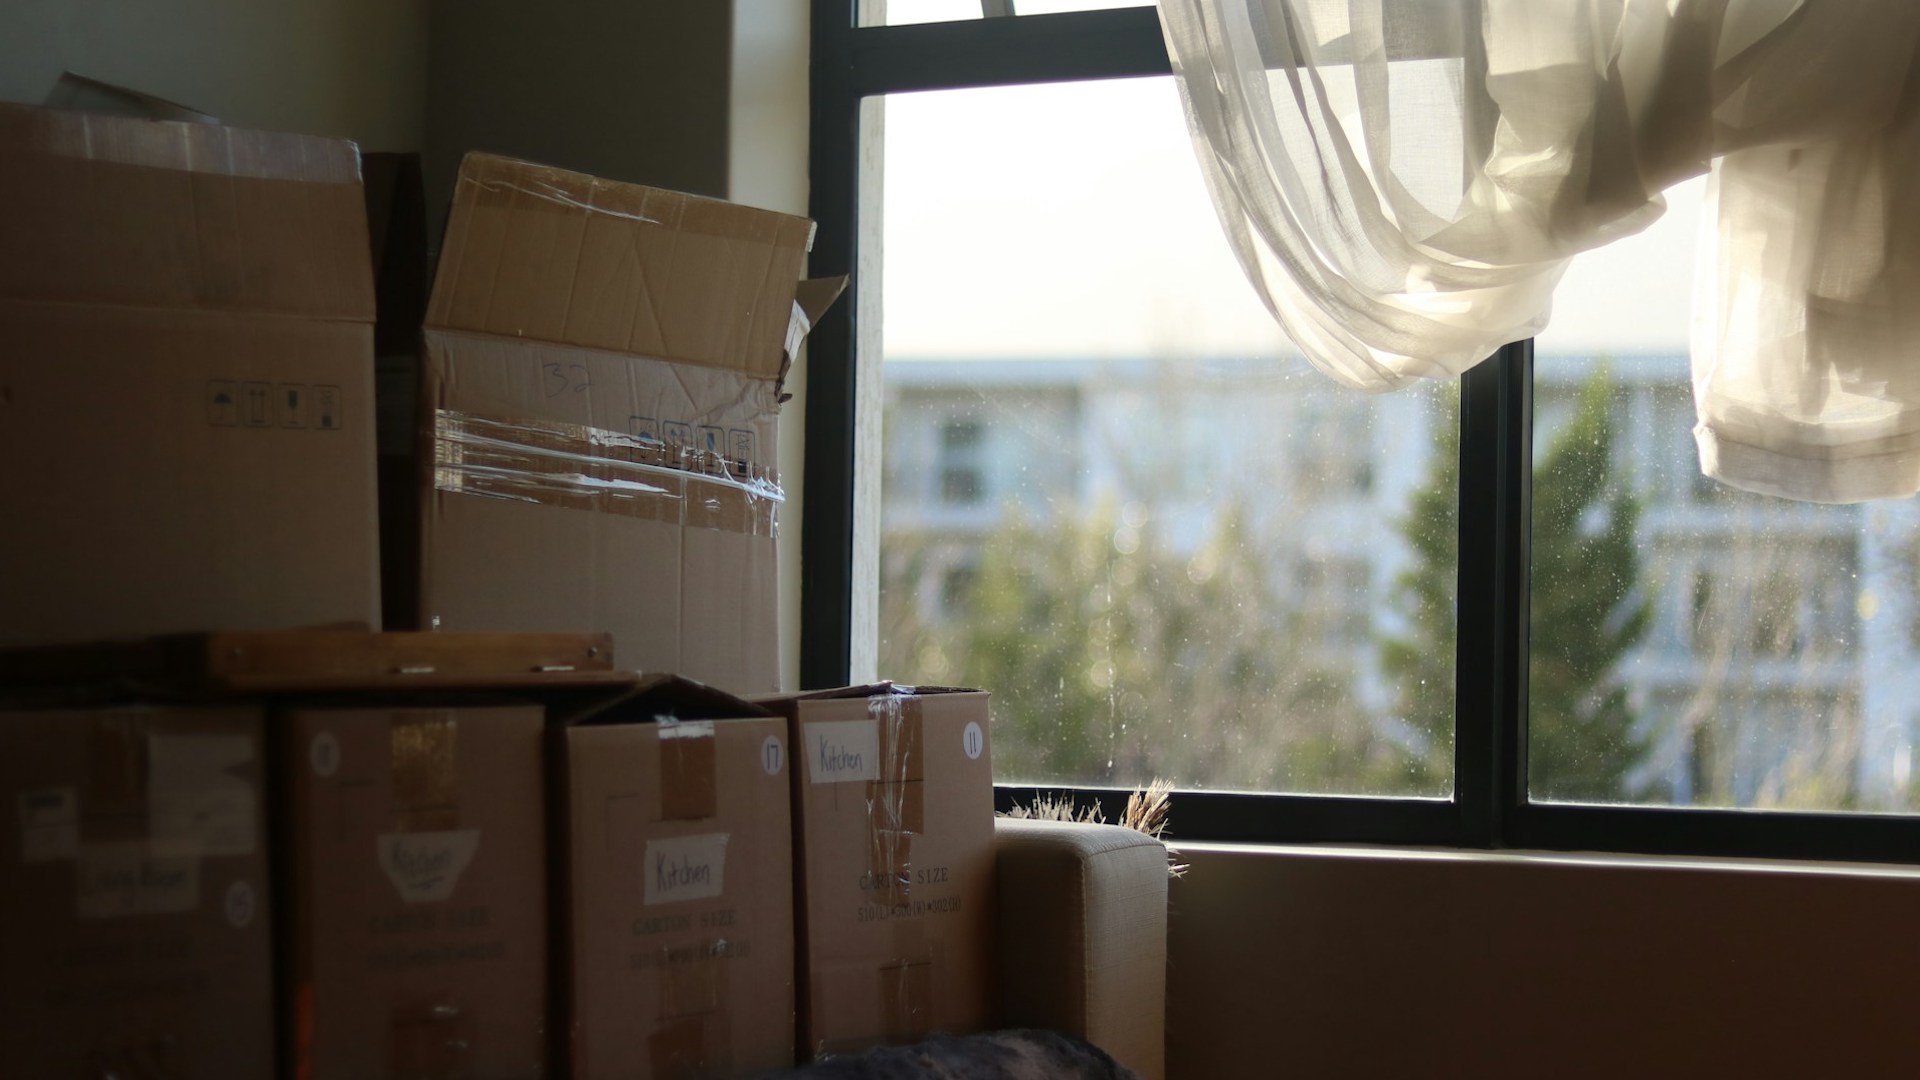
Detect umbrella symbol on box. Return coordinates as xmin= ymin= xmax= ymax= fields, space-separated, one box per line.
xmin=206 ymin=380 xmax=238 ymax=426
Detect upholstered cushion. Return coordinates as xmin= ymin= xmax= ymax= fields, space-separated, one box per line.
xmin=993 ymin=819 xmax=1167 ymax=1080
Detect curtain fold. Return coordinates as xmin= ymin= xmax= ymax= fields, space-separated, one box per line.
xmin=1159 ymin=0 xmax=1920 ymax=503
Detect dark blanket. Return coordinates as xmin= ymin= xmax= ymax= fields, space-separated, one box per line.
xmin=775 ymin=1030 xmax=1140 ymax=1080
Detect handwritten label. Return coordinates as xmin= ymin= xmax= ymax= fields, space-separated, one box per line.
xmin=540 ymin=361 xmax=591 ymax=398
xmin=962 ymin=721 xmax=985 ymax=761
xmin=75 ymin=844 xmax=199 ymax=919
xmin=377 ymin=830 xmax=481 ymax=904
xmin=18 ymin=787 xmax=78 ymax=862
xmin=761 ymin=735 xmax=785 ymax=776
xmin=806 ymin=720 xmax=879 ymax=784
xmin=644 ymin=833 xmax=729 ymax=905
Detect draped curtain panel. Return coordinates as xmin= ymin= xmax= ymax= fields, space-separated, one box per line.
xmin=1157 ymin=0 xmax=1920 ymax=503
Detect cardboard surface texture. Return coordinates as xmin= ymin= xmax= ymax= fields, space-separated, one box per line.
xmin=761 ymin=685 xmax=997 ymax=1059
xmin=282 ymin=700 xmax=547 ymax=1079
xmin=0 ymin=103 xmax=382 ymax=648
xmin=560 ymin=676 xmax=796 ymax=1078
xmin=0 ymin=703 xmax=274 ymax=1077
xmin=418 ymin=153 xmax=840 ymax=692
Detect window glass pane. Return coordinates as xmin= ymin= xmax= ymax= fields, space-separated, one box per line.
xmin=1531 ymin=178 xmax=1914 ymax=812
xmin=875 ymin=78 xmax=1457 ymax=796
xmin=861 ymin=0 xmax=1152 ymax=28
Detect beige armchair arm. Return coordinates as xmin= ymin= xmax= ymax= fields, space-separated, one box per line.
xmin=994 ymin=819 xmax=1168 ymax=1080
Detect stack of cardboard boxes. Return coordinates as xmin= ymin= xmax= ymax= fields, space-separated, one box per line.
xmin=0 ymin=98 xmax=997 ymax=1079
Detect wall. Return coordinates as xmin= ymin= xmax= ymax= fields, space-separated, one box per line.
xmin=728 ymin=0 xmax=816 ymax=692
xmin=423 ymin=0 xmax=734 ymax=238
xmin=0 ymin=0 xmax=428 ymax=150
xmin=1167 ymin=844 xmax=1920 ymax=1078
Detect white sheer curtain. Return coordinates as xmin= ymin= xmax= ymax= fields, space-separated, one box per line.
xmin=1158 ymin=0 xmax=1920 ymax=503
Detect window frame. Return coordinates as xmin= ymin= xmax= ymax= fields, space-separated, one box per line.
xmin=803 ymin=1 xmax=1920 ymax=863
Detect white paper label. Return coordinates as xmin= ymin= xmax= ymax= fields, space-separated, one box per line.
xmin=74 ymin=844 xmax=199 ymax=919
xmin=18 ymin=787 xmax=78 ymax=862
xmin=806 ymin=719 xmax=879 ymax=784
xmin=644 ymin=832 xmax=729 ymax=905
xmin=309 ymin=732 xmax=341 ymax=777
xmin=963 ymin=721 xmax=985 ymax=760
xmin=148 ymin=735 xmax=257 ymax=857
xmin=761 ymin=735 xmax=785 ymax=776
xmin=377 ymin=830 xmax=481 ymax=904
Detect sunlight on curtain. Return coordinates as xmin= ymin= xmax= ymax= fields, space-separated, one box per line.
xmin=1159 ymin=0 xmax=1920 ymax=503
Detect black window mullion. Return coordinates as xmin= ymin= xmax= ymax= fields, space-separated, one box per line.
xmin=1455 ymin=340 xmax=1532 ymax=846
xmin=848 ymin=7 xmax=1171 ymax=95
xmin=802 ymin=0 xmax=861 ymax=689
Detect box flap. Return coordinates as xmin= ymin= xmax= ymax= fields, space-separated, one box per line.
xmin=0 ymin=103 xmax=373 ymax=320
xmin=427 ymin=153 xmax=814 ymax=379
xmin=763 ymin=682 xmax=983 ymax=703
xmin=777 ymin=275 xmax=849 ymax=397
xmin=565 ymin=672 xmax=775 ymax=726
xmin=43 ymin=73 xmax=220 ymax=124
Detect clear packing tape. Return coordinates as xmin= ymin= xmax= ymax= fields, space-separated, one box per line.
xmin=867 ymin=692 xmax=931 ymax=1045
xmin=433 ymin=410 xmax=782 ymax=538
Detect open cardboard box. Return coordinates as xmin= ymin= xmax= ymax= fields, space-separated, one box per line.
xmin=415 ymin=153 xmax=843 ymax=693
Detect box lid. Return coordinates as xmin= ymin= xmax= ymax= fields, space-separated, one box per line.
xmin=427 ymin=152 xmax=815 ymax=380
xmin=565 ymin=672 xmax=775 ymax=726
xmin=771 ymin=682 xmax=984 ymax=702
xmin=0 ymin=103 xmax=373 ymax=320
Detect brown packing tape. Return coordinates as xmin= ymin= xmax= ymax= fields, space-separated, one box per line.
xmin=85 ymin=714 xmax=148 ymax=817
xmin=433 ymin=410 xmax=780 ymax=537
xmin=650 ymin=939 xmax=735 ymax=1078
xmin=389 ymin=999 xmax=475 ymax=1080
xmin=83 ymin=714 xmax=149 ymax=845
xmin=659 ymin=726 xmax=719 ymax=822
xmin=649 ymin=1016 xmax=706 ymax=1080
xmin=882 ymin=919 xmax=934 ymax=1045
xmin=390 ymin=714 xmax=459 ymax=833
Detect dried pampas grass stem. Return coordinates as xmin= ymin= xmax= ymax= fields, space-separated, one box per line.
xmin=1002 ymin=779 xmax=1188 ymax=878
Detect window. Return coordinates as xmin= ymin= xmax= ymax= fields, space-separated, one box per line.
xmin=806 ymin=2 xmax=1920 ymax=858
xmin=936 ymin=419 xmax=985 ymax=506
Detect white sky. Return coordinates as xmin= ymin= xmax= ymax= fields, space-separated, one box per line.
xmin=881 ymin=76 xmax=1705 ymax=361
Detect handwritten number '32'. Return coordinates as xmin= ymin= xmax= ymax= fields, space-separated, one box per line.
xmin=541 ymin=363 xmax=590 ymax=398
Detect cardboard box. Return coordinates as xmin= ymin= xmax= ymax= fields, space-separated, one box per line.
xmin=0 ymin=703 xmax=275 ymax=1077
xmin=0 ymin=103 xmax=382 ymax=647
xmin=760 ymin=685 xmax=997 ymax=1059
xmin=558 ymin=676 xmax=796 ymax=1078
xmin=280 ymin=699 xmax=547 ymax=1079
xmin=416 ymin=153 xmax=841 ymax=692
